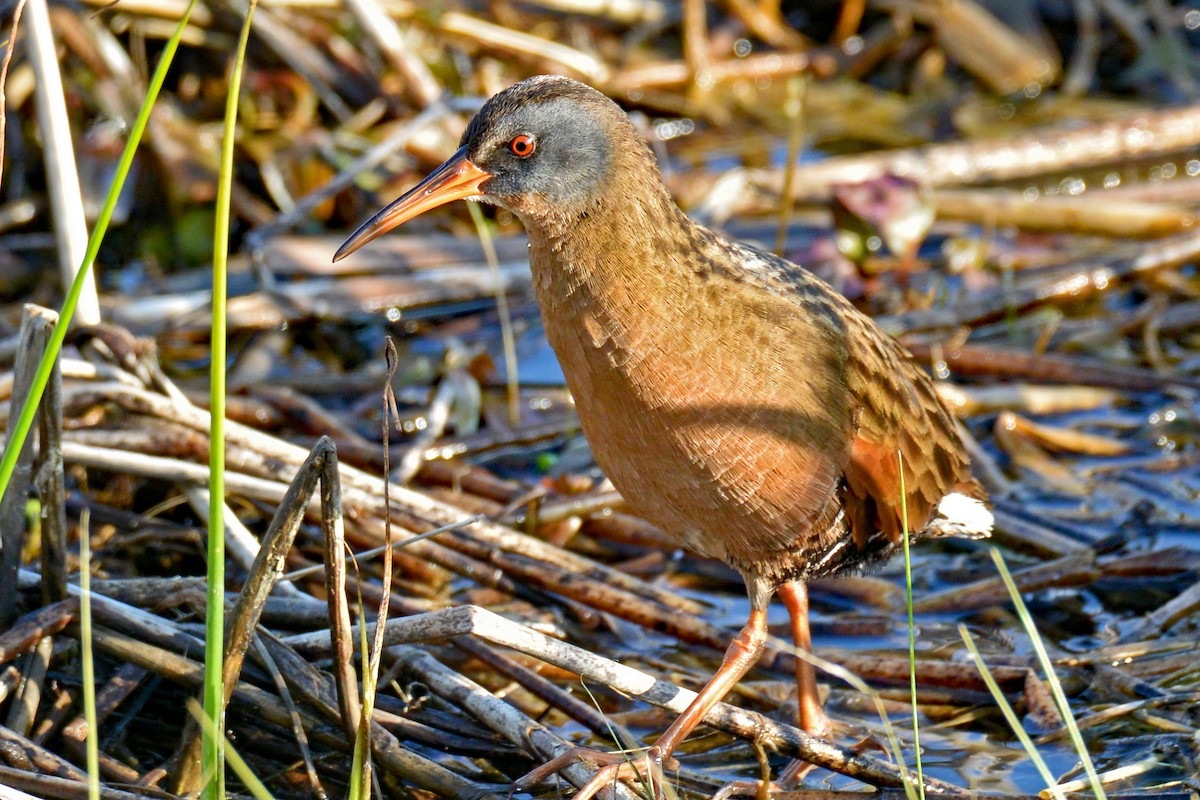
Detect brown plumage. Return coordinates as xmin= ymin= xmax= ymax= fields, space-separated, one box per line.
xmin=336 ymin=75 xmax=991 ymax=797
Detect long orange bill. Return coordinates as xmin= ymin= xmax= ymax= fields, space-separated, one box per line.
xmin=333 ymin=146 xmax=492 ymax=262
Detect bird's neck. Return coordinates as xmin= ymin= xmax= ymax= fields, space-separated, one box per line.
xmin=523 ymin=158 xmax=696 ymax=328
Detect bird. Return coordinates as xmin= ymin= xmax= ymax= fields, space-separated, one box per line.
xmin=334 ymin=75 xmax=993 ymax=798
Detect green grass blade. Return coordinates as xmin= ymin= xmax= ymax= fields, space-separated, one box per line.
xmin=782 ymin=642 xmax=918 ymax=800
xmin=348 ymin=607 xmax=370 ymax=800
xmin=188 ymin=699 xmax=277 ymax=800
xmin=79 ymin=509 xmax=99 ymax=800
xmin=990 ymin=548 xmax=1107 ymax=800
xmin=773 ymin=74 xmax=807 ymax=256
xmin=0 ymin=0 xmax=198 ymax=505
xmin=577 ymin=678 xmax=656 ymax=798
xmin=898 ymin=451 xmax=925 ymax=800
xmin=204 ymin=2 xmax=259 ymax=798
xmin=959 ymin=624 xmax=1068 ymax=800
xmin=467 ymin=201 xmax=520 ymax=426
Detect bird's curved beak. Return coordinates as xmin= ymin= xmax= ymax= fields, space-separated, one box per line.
xmin=333 ymin=146 xmax=492 ymax=262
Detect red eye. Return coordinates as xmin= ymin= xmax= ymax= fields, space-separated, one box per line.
xmin=508 ymin=134 xmax=536 ymax=157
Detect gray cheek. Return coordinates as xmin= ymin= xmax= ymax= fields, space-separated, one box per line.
xmin=539 ymin=148 xmax=608 ymax=205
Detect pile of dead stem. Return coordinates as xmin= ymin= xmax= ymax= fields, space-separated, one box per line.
xmin=3 ymin=0 xmax=1200 ymax=798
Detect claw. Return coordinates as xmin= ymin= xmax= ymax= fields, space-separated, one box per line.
xmin=512 ymin=746 xmax=608 ymax=790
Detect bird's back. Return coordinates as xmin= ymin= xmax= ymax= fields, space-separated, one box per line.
xmin=688 ymin=227 xmax=988 ymax=562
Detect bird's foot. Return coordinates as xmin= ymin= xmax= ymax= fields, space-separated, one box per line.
xmin=513 ymin=744 xmax=679 ymax=800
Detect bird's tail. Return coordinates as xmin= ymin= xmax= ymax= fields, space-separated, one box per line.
xmin=924 ymin=491 xmax=994 ymax=539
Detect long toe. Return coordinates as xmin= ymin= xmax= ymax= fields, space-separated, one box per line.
xmin=512 ymin=745 xmax=670 ymax=800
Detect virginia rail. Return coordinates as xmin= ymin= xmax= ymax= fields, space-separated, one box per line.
xmin=335 ymin=75 xmax=992 ymax=796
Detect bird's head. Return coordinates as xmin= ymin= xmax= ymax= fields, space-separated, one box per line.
xmin=334 ymin=75 xmax=643 ymax=261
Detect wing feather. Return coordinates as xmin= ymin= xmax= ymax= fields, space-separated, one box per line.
xmin=707 ymin=236 xmax=983 ymax=549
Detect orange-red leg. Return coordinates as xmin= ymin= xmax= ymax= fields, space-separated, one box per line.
xmin=777 ymin=581 xmax=830 ymax=738
xmin=514 ymin=608 xmax=770 ymax=799
xmin=655 ymin=607 xmax=768 ymax=757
